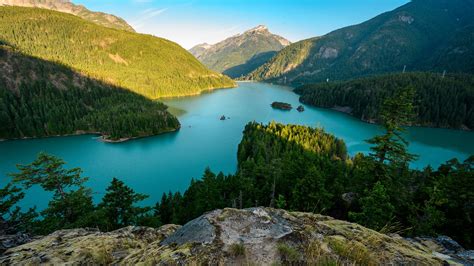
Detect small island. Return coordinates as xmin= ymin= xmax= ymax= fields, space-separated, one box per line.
xmin=271 ymin=102 xmax=292 ymax=110
xmin=297 ymin=105 xmax=305 ymax=112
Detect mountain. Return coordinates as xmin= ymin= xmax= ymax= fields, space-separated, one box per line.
xmin=0 ymin=43 xmax=180 ymax=141
xmin=0 ymin=0 xmax=135 ymax=32
xmin=0 ymin=6 xmax=235 ymax=98
xmin=2 ymin=208 xmax=471 ymax=265
xmin=247 ymin=0 xmax=474 ymax=85
xmin=188 ymin=43 xmax=212 ymax=58
xmin=295 ymin=72 xmax=474 ymax=130
xmin=189 ymin=25 xmax=290 ymax=78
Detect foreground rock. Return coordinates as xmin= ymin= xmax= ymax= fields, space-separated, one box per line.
xmin=1 ymin=208 xmax=472 ymax=265
xmin=0 ymin=233 xmax=36 ymax=254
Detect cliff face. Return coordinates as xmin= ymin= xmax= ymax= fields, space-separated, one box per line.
xmin=1 ymin=208 xmax=472 ymax=265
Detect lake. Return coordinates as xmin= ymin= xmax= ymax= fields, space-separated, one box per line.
xmin=1 ymin=82 xmax=473 ymax=210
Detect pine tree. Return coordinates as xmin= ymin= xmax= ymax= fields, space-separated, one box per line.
xmin=155 ymin=193 xmax=172 ymax=224
xmin=291 ymin=166 xmax=333 ymax=213
xmin=349 ymin=181 xmax=395 ymax=231
xmin=10 ymin=153 xmax=91 ymax=233
xmin=0 ymin=183 xmax=24 ymax=218
xmin=99 ymin=178 xmax=149 ymax=230
xmin=11 ymin=152 xmax=87 ymax=200
xmin=367 ymin=86 xmax=417 ymax=167
xmin=0 ymin=183 xmax=38 ymax=234
xmin=40 ymin=187 xmax=94 ymax=233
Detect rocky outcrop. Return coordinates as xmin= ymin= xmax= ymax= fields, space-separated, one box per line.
xmin=0 ymin=233 xmax=36 ymax=254
xmin=1 ymin=208 xmax=472 ymax=265
xmin=0 ymin=225 xmax=180 ymax=264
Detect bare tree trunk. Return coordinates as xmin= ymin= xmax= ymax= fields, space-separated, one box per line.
xmin=239 ymin=190 xmax=243 ymax=209
xmin=57 ymin=183 xmax=66 ymax=200
xmin=269 ymin=177 xmax=276 ymax=208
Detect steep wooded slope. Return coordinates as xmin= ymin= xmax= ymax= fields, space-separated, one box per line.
xmin=248 ymin=0 xmax=474 ymax=85
xmin=0 ymin=7 xmax=235 ymax=98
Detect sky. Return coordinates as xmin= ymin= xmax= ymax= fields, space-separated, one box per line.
xmin=74 ymin=0 xmax=410 ymax=49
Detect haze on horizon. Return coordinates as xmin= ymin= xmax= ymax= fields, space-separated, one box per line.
xmin=73 ymin=0 xmax=410 ymax=49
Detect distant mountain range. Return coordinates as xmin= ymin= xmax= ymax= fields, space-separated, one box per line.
xmin=0 ymin=0 xmax=135 ymax=32
xmin=189 ymin=25 xmax=290 ymax=78
xmin=247 ymin=0 xmax=474 ymax=85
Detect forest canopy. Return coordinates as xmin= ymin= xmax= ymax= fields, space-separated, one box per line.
xmin=3 ymin=121 xmax=473 ymax=248
xmin=0 ymin=6 xmax=234 ymax=99
xmin=0 ymin=47 xmax=180 ymax=140
xmin=295 ymin=72 xmax=474 ymax=130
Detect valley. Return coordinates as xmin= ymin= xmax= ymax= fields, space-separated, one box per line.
xmin=1 ymin=0 xmax=473 ymax=264
xmin=1 ymin=82 xmax=472 ymax=210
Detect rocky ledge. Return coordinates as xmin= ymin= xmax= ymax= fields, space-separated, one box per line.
xmin=1 ymin=208 xmax=472 ymax=265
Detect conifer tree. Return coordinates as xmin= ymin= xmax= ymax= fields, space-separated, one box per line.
xmin=367 ymin=86 xmax=417 ymax=167
xmin=99 ymin=178 xmax=149 ymax=230
xmin=11 ymin=152 xmax=87 ymax=200
xmin=0 ymin=183 xmax=24 ymax=218
xmin=349 ymin=181 xmax=395 ymax=231
xmin=10 ymin=153 xmax=92 ymax=233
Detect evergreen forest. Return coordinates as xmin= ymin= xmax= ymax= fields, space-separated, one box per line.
xmin=295 ymin=72 xmax=474 ymax=130
xmin=2 ymin=88 xmax=472 ymax=248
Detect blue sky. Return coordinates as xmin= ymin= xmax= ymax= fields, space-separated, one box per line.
xmin=74 ymin=0 xmax=410 ymax=49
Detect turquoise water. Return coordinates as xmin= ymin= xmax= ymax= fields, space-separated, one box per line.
xmin=1 ymin=82 xmax=473 ymax=210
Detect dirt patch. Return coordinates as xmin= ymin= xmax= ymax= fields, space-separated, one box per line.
xmin=108 ymin=53 xmax=128 ymax=65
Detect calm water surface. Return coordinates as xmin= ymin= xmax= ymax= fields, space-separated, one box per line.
xmin=1 ymin=82 xmax=473 ymax=209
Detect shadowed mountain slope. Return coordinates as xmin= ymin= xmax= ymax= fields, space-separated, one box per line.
xmin=247 ymin=0 xmax=474 ymax=85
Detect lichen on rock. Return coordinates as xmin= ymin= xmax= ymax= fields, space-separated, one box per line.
xmin=1 ymin=208 xmax=472 ymax=265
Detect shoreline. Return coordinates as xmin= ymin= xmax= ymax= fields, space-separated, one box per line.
xmin=306 ymin=103 xmax=472 ymax=132
xmin=99 ymin=126 xmax=180 ymax=143
xmin=157 ymin=83 xmax=237 ymax=100
xmin=244 ymin=80 xmax=473 ymax=132
xmin=0 ymin=127 xmax=180 ymax=144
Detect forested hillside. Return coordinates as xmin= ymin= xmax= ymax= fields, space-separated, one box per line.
xmin=247 ymin=0 xmax=474 ymax=85
xmin=164 ymin=122 xmax=349 ymax=223
xmin=156 ymin=122 xmax=473 ymax=248
xmin=295 ymin=73 xmax=474 ymax=130
xmin=152 ymin=88 xmax=472 ymax=246
xmin=0 ymin=46 xmax=179 ymax=140
xmin=0 ymin=6 xmax=235 ymax=98
xmin=3 ymin=121 xmax=472 ymax=248
xmin=0 ymin=0 xmax=135 ymax=32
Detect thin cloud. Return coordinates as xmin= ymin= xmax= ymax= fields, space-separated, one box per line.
xmin=131 ymin=8 xmax=168 ymax=29
xmin=132 ymin=0 xmax=153 ymax=3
